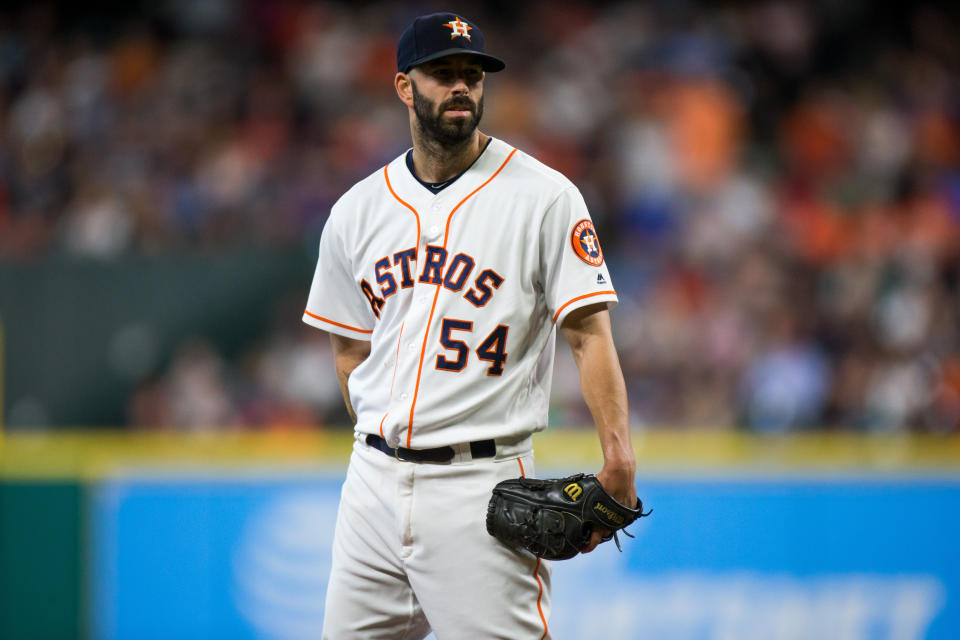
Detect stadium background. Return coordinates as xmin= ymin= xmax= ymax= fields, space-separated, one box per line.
xmin=0 ymin=1 xmax=958 ymax=638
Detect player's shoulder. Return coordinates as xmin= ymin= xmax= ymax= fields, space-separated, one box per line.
xmin=326 ymin=152 xmax=406 ymax=223
xmin=495 ymin=138 xmax=578 ymax=197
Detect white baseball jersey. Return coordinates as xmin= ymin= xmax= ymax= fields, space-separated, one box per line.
xmin=303 ymin=137 xmax=617 ymax=449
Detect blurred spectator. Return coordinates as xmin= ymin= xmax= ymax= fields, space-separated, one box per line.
xmin=2 ymin=1 xmax=958 ymax=431
xmin=740 ymin=312 xmax=831 ymax=431
xmin=248 ymin=324 xmax=343 ymax=428
xmin=165 ymin=338 xmax=236 ymax=430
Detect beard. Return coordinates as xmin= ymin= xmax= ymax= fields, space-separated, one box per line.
xmin=411 ymin=79 xmax=484 ymax=147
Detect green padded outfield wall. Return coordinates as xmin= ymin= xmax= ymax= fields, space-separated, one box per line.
xmin=0 ymin=481 xmax=84 ymax=640
xmin=0 ymin=248 xmax=316 ymax=426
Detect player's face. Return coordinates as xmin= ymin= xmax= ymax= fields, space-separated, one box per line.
xmin=409 ymin=56 xmax=485 ymax=146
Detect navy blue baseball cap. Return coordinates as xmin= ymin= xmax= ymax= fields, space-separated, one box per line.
xmin=397 ymin=12 xmax=506 ymax=74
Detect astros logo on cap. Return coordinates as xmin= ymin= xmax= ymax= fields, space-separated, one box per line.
xmin=570 ymin=219 xmax=604 ymax=267
xmin=443 ymin=16 xmax=472 ymax=40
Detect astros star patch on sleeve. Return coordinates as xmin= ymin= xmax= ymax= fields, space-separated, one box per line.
xmin=570 ymin=219 xmax=604 ymax=267
xmin=539 ymin=187 xmax=618 ymax=326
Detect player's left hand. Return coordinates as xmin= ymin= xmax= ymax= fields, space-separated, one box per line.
xmin=581 ymin=464 xmax=638 ymax=554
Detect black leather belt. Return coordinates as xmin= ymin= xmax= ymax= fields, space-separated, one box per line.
xmin=365 ymin=433 xmax=496 ymax=462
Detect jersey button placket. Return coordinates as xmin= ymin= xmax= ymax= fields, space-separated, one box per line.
xmin=400 ymin=229 xmax=428 ymax=439
xmin=425 ymin=219 xmax=442 ymax=241
xmin=428 ymin=199 xmax=444 ymax=241
xmin=404 ymin=201 xmax=446 ymax=440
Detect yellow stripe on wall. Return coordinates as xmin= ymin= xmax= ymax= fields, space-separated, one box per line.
xmin=536 ymin=429 xmax=960 ymax=473
xmin=0 ymin=314 xmax=5 ymax=441
xmin=1 ymin=428 xmax=959 ymax=480
xmin=0 ymin=430 xmax=356 ymax=480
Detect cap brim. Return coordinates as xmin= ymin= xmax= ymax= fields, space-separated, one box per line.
xmin=405 ymin=48 xmax=505 ymax=73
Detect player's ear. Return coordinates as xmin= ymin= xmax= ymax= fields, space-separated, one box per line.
xmin=396 ymin=72 xmax=414 ymax=108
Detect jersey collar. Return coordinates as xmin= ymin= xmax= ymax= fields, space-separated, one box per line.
xmin=388 ymin=137 xmax=514 ymax=209
xmin=405 ymin=137 xmax=493 ymax=195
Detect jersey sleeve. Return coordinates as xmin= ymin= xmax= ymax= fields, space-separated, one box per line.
xmin=539 ymin=186 xmax=618 ymax=326
xmin=302 ymin=214 xmax=376 ymax=341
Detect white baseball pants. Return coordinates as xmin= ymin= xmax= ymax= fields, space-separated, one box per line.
xmin=321 ymin=437 xmax=552 ymax=639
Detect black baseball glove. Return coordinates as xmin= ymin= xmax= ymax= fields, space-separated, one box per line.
xmin=486 ymin=473 xmax=650 ymax=560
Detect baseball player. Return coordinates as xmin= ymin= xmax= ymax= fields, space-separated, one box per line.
xmin=303 ymin=12 xmax=636 ymax=639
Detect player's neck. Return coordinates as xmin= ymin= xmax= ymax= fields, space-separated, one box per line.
xmin=410 ymin=131 xmax=490 ymax=184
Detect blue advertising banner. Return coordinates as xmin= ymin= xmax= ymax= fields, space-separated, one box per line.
xmin=551 ymin=475 xmax=959 ymax=640
xmin=90 ymin=472 xmax=960 ymax=639
xmin=91 ymin=475 xmax=344 ymax=640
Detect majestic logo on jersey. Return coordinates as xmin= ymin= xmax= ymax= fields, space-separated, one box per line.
xmin=443 ymin=17 xmax=472 ymax=40
xmin=571 ymin=219 xmax=604 ymax=267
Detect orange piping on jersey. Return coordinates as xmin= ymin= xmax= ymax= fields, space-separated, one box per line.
xmin=389 ymin=322 xmax=405 ymax=398
xmin=534 ymin=557 xmax=548 ymax=640
xmin=444 ymin=149 xmax=518 ymax=238
xmin=378 ymin=321 xmax=406 ymax=438
xmin=384 ymin=164 xmax=422 ymax=446
xmin=517 ymin=457 xmax=526 ymax=477
xmin=303 ymin=310 xmax=373 ymax=334
xmin=551 ymin=290 xmax=617 ymax=324
xmin=406 ymin=148 xmax=518 ymax=447
xmin=384 ymin=165 xmax=422 ymax=240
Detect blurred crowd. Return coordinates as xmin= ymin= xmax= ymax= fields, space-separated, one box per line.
xmin=2 ymin=1 xmax=959 ymax=431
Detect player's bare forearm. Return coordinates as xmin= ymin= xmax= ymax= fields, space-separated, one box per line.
xmin=561 ymin=304 xmax=636 ymax=553
xmin=330 ymin=333 xmax=372 ymax=424
xmin=561 ymin=304 xmax=636 ymax=502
